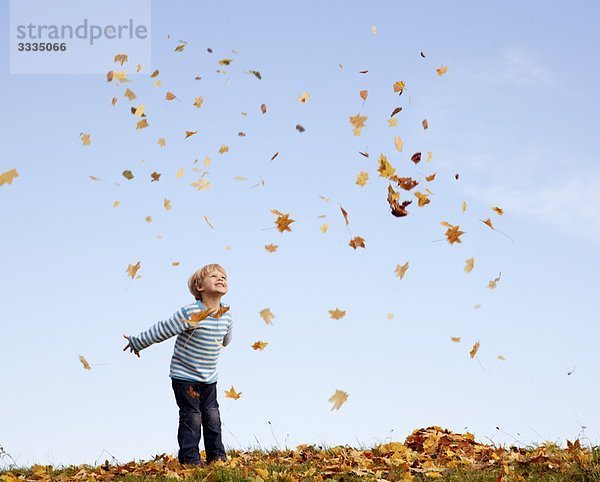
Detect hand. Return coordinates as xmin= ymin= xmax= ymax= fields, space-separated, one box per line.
xmin=123 ymin=334 xmax=140 ymax=357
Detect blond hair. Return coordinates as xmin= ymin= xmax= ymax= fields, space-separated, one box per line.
xmin=188 ymin=263 xmax=227 ymax=300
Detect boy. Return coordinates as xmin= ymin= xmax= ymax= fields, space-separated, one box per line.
xmin=123 ymin=263 xmax=232 ymax=466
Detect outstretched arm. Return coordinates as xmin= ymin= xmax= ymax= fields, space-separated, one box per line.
xmin=123 ymin=307 xmax=190 ymax=355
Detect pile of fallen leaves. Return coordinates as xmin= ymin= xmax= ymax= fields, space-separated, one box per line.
xmin=2 ymin=426 xmax=597 ymax=481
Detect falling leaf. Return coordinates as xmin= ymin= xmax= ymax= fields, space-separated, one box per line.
xmin=436 ymin=65 xmax=449 ymax=76
xmin=387 ymin=313 xmax=394 ymax=320
xmin=154 ymin=80 xmax=162 ymax=87
xmin=260 ymin=308 xmax=275 ymax=325
xmin=329 ymin=389 xmax=349 ymax=410
xmin=359 ymin=151 xmax=369 ymax=158
xmin=150 ymin=69 xmax=159 ymax=78
xmin=377 ymin=153 xmax=396 ymax=179
xmin=252 ymin=341 xmax=269 ymax=351
xmin=261 ymin=103 xmax=267 ymax=114
xmin=126 ymin=261 xmax=141 ymax=279
xmin=420 ymin=51 xmax=426 ymax=58
xmin=218 ymin=144 xmax=229 ymax=154
xmin=79 ymin=355 xmax=91 ymax=370
xmin=298 ymin=92 xmax=310 ymax=104
xmin=238 ymin=132 xmax=246 ymax=137
xmin=450 ymin=337 xmax=461 ymax=343
xmin=203 ymin=156 xmax=212 ymax=166
xmin=440 ymin=221 xmax=464 ymax=245
xmin=164 ymin=198 xmax=171 ymax=211
xmin=356 ymin=171 xmax=369 ymax=187
xmin=462 ymin=201 xmax=467 ymax=213
xmin=271 ymin=151 xmax=279 ymax=161
xmin=482 ymin=218 xmax=494 ymax=230
xmin=264 ymin=244 xmax=278 ymax=253
xmin=319 ymin=195 xmax=330 ymax=202
xmin=393 ymin=81 xmax=405 ymax=94
xmin=396 ymin=177 xmax=419 ymax=191
xmin=191 ymin=179 xmax=212 ymax=190
xmin=133 ymin=104 xmax=145 ymax=117
xmin=218 ymin=58 xmax=233 ymax=65
xmin=464 ymin=258 xmax=475 ymax=273
xmin=469 ymin=341 xmax=480 ymax=359
xmin=474 ymin=304 xmax=481 ymax=310
xmin=150 ymin=172 xmax=161 ymax=182
xmin=114 ymin=53 xmax=128 ymax=66
xmin=349 ymin=236 xmax=365 ymax=249
xmin=425 ymin=173 xmax=436 ymax=182
xmin=271 ymin=209 xmax=295 ymax=233
xmin=487 ymin=272 xmax=502 ymax=289
xmin=175 ymin=168 xmax=184 ymax=178
xmin=455 ymin=173 xmax=460 ymax=180
xmin=234 ymin=176 xmax=247 ymax=181
xmin=174 ymin=43 xmax=186 ymax=52
xmin=359 ymin=69 xmax=368 ymax=74
xmin=165 ymin=91 xmax=177 ymax=101
xmin=171 ymin=261 xmax=180 ymax=266
xmin=320 ymin=223 xmax=328 ymax=233
xmin=492 ymin=206 xmax=504 ymax=215
xmin=340 ymin=206 xmax=349 ymax=225
xmin=295 ymin=124 xmax=306 ymax=133
xmin=185 ymin=131 xmax=198 ymax=139
xmin=329 ymin=308 xmax=346 ymax=320
xmin=124 ymin=88 xmax=136 ymax=101
xmin=224 ymin=386 xmax=241 ymax=399
xmin=136 ymin=64 xmax=142 ymax=72
xmin=247 ymin=70 xmax=262 ymax=80
xmin=113 ymin=200 xmax=120 ymax=208
xmin=111 ymin=97 xmax=118 ymax=106
xmin=498 ymin=355 xmax=506 ymax=361
xmin=122 ymin=170 xmax=134 ymax=180
xmin=414 ymin=191 xmax=431 ymax=207
xmin=79 ymin=132 xmax=92 ymax=146
xmin=193 ymin=96 xmax=203 ymax=108
xmin=349 ymin=113 xmax=368 ymax=136
xmin=387 ymin=185 xmax=411 ymax=217
xmin=371 ymin=25 xmax=377 ymax=34
xmin=136 ymin=119 xmax=148 ymax=130
xmin=359 ymin=90 xmax=368 ymax=101
xmin=203 ymin=216 xmax=214 ymax=229
xmin=394 ymin=136 xmax=403 ymax=152
xmin=427 ymin=151 xmax=433 ymax=162
xmin=387 ymin=117 xmax=398 ymax=127
xmin=411 ymin=152 xmax=422 ymax=164
xmin=391 ymin=107 xmax=402 ymax=117
xmin=145 ymin=216 xmax=152 ymax=223
xmin=422 ymin=119 xmax=429 ymax=130
xmin=395 ymin=262 xmax=409 ymax=279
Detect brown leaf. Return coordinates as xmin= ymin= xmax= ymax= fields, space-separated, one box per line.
xmin=469 ymin=341 xmax=480 ymax=358
xmin=271 ymin=151 xmax=279 ymax=161
xmin=295 ymin=124 xmax=305 ymax=133
xmin=391 ymin=107 xmax=402 ymax=117
xmin=264 ymin=244 xmax=278 ymax=253
xmin=251 ymin=341 xmax=269 ymax=351
xmin=387 ymin=185 xmax=412 ymax=217
xmin=122 ymin=170 xmax=134 ymax=180
xmin=349 ymin=236 xmax=365 ymax=249
xmin=261 ymin=103 xmax=267 ymax=114
xmin=411 ymin=152 xmax=422 ymax=164
xmin=259 ymin=308 xmax=275 ymax=325
xmin=422 ymin=119 xmax=429 ymax=130
xmin=340 ymin=206 xmax=349 ymax=225
xmin=150 ymin=172 xmax=161 ymax=182
xmin=79 ymin=355 xmax=91 ymax=370
xmin=165 ymin=91 xmax=177 ymax=101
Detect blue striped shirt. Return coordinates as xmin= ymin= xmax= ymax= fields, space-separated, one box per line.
xmin=128 ymin=300 xmax=233 ymax=383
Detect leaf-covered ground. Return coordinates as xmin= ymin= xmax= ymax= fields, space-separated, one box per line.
xmin=2 ymin=426 xmax=598 ymax=481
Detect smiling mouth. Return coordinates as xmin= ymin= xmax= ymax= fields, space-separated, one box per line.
xmin=216 ymin=283 xmax=225 ymax=287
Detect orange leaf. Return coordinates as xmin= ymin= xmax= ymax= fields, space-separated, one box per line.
xmin=328 ymin=308 xmax=346 ymax=320
xmin=165 ymin=91 xmax=177 ymax=100
xmin=224 ymin=386 xmax=242 ymax=399
xmin=349 ymin=236 xmax=365 ymax=249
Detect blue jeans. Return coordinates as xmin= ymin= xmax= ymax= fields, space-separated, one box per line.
xmin=171 ymin=378 xmax=227 ymax=464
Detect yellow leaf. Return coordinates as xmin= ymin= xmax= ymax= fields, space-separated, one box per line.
xmin=425 ymin=172 xmax=436 ymax=182
xmin=114 ymin=53 xmax=128 ymax=65
xmin=219 ymin=58 xmax=233 ymax=65
xmin=157 ymin=137 xmax=166 ymax=147
xmin=320 ymin=223 xmax=328 ymax=234
xmin=193 ymin=96 xmax=204 ymax=108
xmin=224 ymin=386 xmax=242 ymax=399
xmin=134 ymin=104 xmax=145 ymax=117
xmin=378 ymin=153 xmax=396 ymax=179
xmin=164 ymin=198 xmax=172 ymax=211
xmin=122 ymin=170 xmax=134 ymax=180
xmin=487 ymin=272 xmax=501 ymax=289
xmin=498 ymin=355 xmax=506 ymax=361
xmin=136 ymin=119 xmax=149 ymax=130
xmin=264 ymin=244 xmax=278 ymax=253
xmin=126 ymin=261 xmax=141 ymax=279
xmin=124 ymin=88 xmax=136 ymax=101
xmin=172 ymin=261 xmax=180 ymax=266
xmin=218 ymin=144 xmax=229 ymax=154
xmin=0 ymin=168 xmax=19 ymax=187
xmin=436 ymin=65 xmax=449 ymax=76
xmin=175 ymin=43 xmax=186 ymax=52
xmin=462 ymin=201 xmax=467 ymax=213
xmin=251 ymin=341 xmax=269 ymax=351
xmin=414 ymin=191 xmax=431 ymax=207
xmin=395 ymin=261 xmax=409 ymax=279
xmin=80 ymin=133 xmax=91 ymax=145
xmin=387 ymin=117 xmax=398 ymax=127
xmin=175 ymin=168 xmax=184 ymax=178
xmin=154 ymin=79 xmax=162 ymax=87
xmin=328 ymin=389 xmax=349 ymax=410
xmin=112 ymin=200 xmax=120 ymax=208
xmin=203 ymin=156 xmax=212 ymax=166
xmin=191 ymin=179 xmax=212 ymax=190
xmin=469 ymin=341 xmax=480 ymax=358
xmin=440 ymin=221 xmax=464 ymax=245
xmin=328 ymin=308 xmax=346 ymax=319
xmin=145 ymin=216 xmax=152 ymax=223
xmin=464 ymin=257 xmax=475 ymax=273
xmin=225 ymin=245 xmax=232 ymax=250
xmin=427 ymin=151 xmax=433 ymax=162
xmin=492 ymin=206 xmax=504 ymax=215
xmin=111 ymin=97 xmax=118 ymax=106
xmin=79 ymin=355 xmax=91 ymax=370
xmin=394 ymin=136 xmax=403 ymax=152
xmin=450 ymin=337 xmax=461 ymax=342
xmin=234 ymin=176 xmax=247 ymax=181
xmin=260 ymin=308 xmax=275 ymax=325
xmin=371 ymin=25 xmax=377 ymax=34
xmin=271 ymin=209 xmax=295 ymax=232
xmin=349 ymin=113 xmax=368 ymax=136
xmin=393 ymin=81 xmax=405 ymax=94
xmin=356 ymin=171 xmax=369 ymax=187
xmin=297 ymin=92 xmax=310 ymax=104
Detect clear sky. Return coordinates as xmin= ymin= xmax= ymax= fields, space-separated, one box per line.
xmin=1 ymin=0 xmax=599 ymax=469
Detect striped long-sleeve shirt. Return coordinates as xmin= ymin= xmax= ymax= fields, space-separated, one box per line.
xmin=127 ymin=300 xmax=233 ymax=383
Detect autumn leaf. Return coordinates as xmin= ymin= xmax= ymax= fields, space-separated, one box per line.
xmin=124 ymin=88 xmax=136 ymax=101
xmin=203 ymin=216 xmax=214 ymax=229
xmin=339 ymin=206 xmax=350 ymax=226
xmin=114 ymin=53 xmax=128 ymax=66
xmin=329 ymin=389 xmax=349 ymax=410
xmin=464 ymin=257 xmax=475 ymax=273
xmin=295 ymin=124 xmax=306 ymax=133
xmin=411 ymin=152 xmax=422 ymax=164
xmin=259 ymin=308 xmax=275 ymax=325
xmin=319 ymin=195 xmax=330 ymax=202
xmin=422 ymin=119 xmax=429 ymax=130
xmin=175 ymin=168 xmax=184 ymax=178
xmin=185 ymin=131 xmax=198 ymax=139
xmin=498 ymin=355 xmax=506 ymax=361
xmin=492 ymin=206 xmax=504 ymax=215
xmin=298 ymin=92 xmax=310 ymax=104
xmin=89 ymin=175 xmax=102 ymax=182
xmin=450 ymin=337 xmax=461 ymax=343
xmin=436 ymin=65 xmax=449 ymax=76
xmin=145 ymin=216 xmax=152 ymax=223
xmin=328 ymin=308 xmax=346 ymax=320
xmin=218 ymin=144 xmax=229 ymax=154
xmin=185 ymin=308 xmax=214 ymax=326
xmin=224 ymin=386 xmax=242 ymax=399
xmin=271 ymin=151 xmax=279 ymax=161
xmin=387 ymin=117 xmax=398 ymax=127
xmin=320 ymin=223 xmax=328 ymax=233
xmin=440 ymin=221 xmax=464 ymax=244
xmin=158 ymin=137 xmax=166 ymax=147
xmin=191 ymin=179 xmax=212 ymax=190
xmin=377 ymin=153 xmax=396 ymax=179
xmin=469 ymin=341 xmax=480 ymax=359
xmin=79 ymin=355 xmax=91 ymax=370
xmin=172 ymin=261 xmax=180 ymax=266
xmin=387 ymin=313 xmax=394 ymax=320
xmin=356 ymin=171 xmax=369 ymax=187
xmin=349 ymin=236 xmax=365 ymax=249
xmin=113 ymin=201 xmax=120 ymax=208
xmin=165 ymin=91 xmax=177 ymax=101
xmin=136 ymin=119 xmax=148 ymax=130
xmin=126 ymin=261 xmax=141 ymax=279
xmin=80 ymin=133 xmax=91 ymax=146
xmin=482 ymin=217 xmax=494 ymax=230
xmin=261 ymin=103 xmax=267 ymax=114
xmin=193 ymin=96 xmax=203 ymax=108
xmin=387 ymin=185 xmax=412 ymax=217
xmin=474 ymin=304 xmax=481 ymax=310
xmin=251 ymin=341 xmax=269 ymax=351
xmin=164 ymin=198 xmax=172 ymax=211
xmin=414 ymin=191 xmax=431 ymax=207
xmin=487 ymin=272 xmax=502 ymax=289
xmin=396 ymin=177 xmax=419 ymax=191
xmin=359 ymin=151 xmax=369 ymax=158
xmin=111 ymin=97 xmax=117 ymax=106
xmin=391 ymin=107 xmax=402 ymax=117
xmin=393 ymin=81 xmax=405 ymax=94
xmin=174 ymin=43 xmax=186 ymax=52
xmin=395 ymin=262 xmax=409 ymax=279
xmin=462 ymin=201 xmax=467 ymax=213
xmin=371 ymin=25 xmax=376 ymax=34
xmin=246 ymin=70 xmax=262 ymax=80
xmin=394 ymin=136 xmax=403 ymax=152
xmin=150 ymin=69 xmax=159 ymax=78
xmin=359 ymin=90 xmax=368 ymax=101
xmin=271 ymin=209 xmax=295 ymax=233
xmin=264 ymin=244 xmax=278 ymax=253
xmin=349 ymin=113 xmax=368 ymax=136
xmin=0 ymin=168 xmax=19 ymax=187
xmin=134 ymin=104 xmax=145 ymax=117
xmin=150 ymin=172 xmax=161 ymax=182
xmin=122 ymin=170 xmax=134 ymax=180
xmin=218 ymin=58 xmax=233 ymax=65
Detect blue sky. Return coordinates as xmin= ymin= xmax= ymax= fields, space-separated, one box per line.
xmin=1 ymin=0 xmax=599 ymax=468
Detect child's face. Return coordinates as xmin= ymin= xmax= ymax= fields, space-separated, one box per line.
xmin=198 ymin=269 xmax=228 ymax=298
